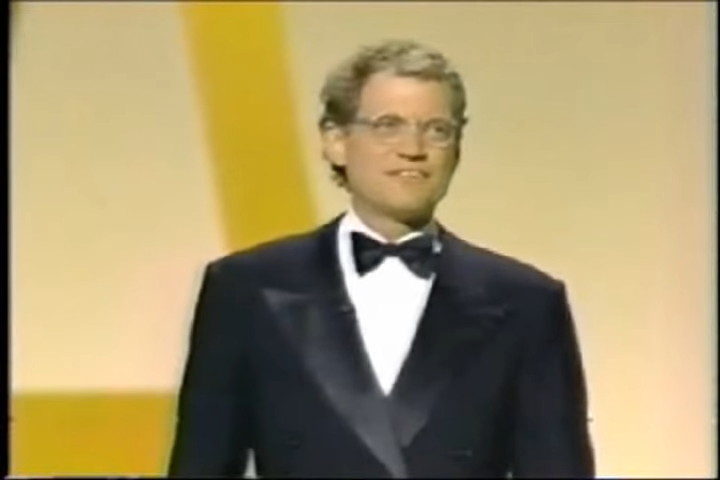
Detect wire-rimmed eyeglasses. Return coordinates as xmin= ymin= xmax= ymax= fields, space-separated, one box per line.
xmin=348 ymin=114 xmax=465 ymax=148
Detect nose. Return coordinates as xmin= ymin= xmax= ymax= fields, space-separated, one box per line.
xmin=396 ymin=128 xmax=428 ymax=161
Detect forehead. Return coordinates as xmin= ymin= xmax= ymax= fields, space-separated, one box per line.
xmin=356 ymin=72 xmax=453 ymax=118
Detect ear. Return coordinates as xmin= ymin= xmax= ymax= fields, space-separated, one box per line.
xmin=320 ymin=124 xmax=348 ymax=169
xmin=453 ymin=143 xmax=462 ymax=168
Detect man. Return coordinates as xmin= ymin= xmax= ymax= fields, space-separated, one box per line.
xmin=168 ymin=39 xmax=595 ymax=478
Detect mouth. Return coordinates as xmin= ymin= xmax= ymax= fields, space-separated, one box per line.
xmin=387 ymin=169 xmax=430 ymax=179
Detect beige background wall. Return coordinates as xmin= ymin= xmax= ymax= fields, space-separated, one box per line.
xmin=11 ymin=2 xmax=225 ymax=391
xmin=10 ymin=2 xmax=716 ymax=477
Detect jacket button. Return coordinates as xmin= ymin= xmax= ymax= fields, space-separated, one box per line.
xmin=449 ymin=448 xmax=473 ymax=459
xmin=283 ymin=434 xmax=302 ymax=448
xmin=338 ymin=303 xmax=354 ymax=315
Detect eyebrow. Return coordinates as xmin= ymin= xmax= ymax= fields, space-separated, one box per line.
xmin=362 ymin=113 xmax=455 ymax=121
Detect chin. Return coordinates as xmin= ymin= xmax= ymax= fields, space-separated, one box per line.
xmin=386 ymin=201 xmax=436 ymax=225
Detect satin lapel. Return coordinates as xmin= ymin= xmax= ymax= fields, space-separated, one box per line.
xmin=260 ymin=220 xmax=408 ymax=478
xmin=389 ymin=232 xmax=511 ymax=448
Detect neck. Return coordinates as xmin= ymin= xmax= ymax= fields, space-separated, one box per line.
xmin=350 ymin=198 xmax=433 ymax=242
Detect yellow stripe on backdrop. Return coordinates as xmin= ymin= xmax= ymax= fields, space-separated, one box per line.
xmin=12 ymin=394 xmax=175 ymax=475
xmin=11 ymin=3 xmax=314 ymax=476
xmin=181 ymin=2 xmax=316 ymax=250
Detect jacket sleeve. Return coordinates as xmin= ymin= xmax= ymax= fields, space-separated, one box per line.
xmin=167 ymin=261 xmax=253 ymax=477
xmin=511 ymin=282 xmax=595 ymax=478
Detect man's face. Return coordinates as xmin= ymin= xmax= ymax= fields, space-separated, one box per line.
xmin=324 ymin=72 xmax=461 ymax=224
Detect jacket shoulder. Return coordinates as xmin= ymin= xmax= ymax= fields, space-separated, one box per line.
xmin=449 ymin=234 xmax=564 ymax=292
xmin=206 ymin=229 xmax=319 ymax=278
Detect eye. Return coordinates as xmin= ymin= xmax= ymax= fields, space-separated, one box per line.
xmin=426 ymin=120 xmax=455 ymax=139
xmin=372 ymin=115 xmax=405 ymax=135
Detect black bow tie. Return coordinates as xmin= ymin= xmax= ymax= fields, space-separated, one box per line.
xmin=351 ymin=231 xmax=438 ymax=279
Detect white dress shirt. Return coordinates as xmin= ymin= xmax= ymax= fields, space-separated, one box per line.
xmin=337 ymin=209 xmax=440 ymax=394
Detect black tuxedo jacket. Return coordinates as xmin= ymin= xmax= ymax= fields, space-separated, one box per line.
xmin=168 ymin=218 xmax=594 ymax=478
